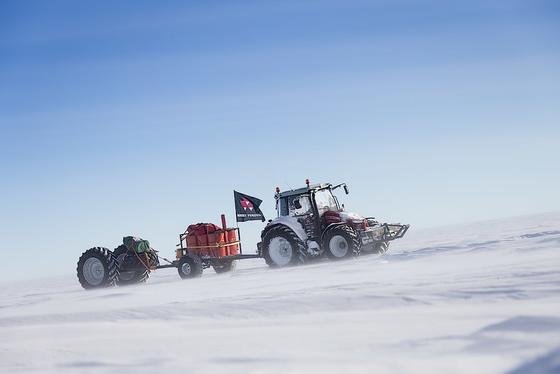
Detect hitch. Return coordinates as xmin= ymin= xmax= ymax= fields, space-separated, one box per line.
xmin=382 ymin=223 xmax=410 ymax=241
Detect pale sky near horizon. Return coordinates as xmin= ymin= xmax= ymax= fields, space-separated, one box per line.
xmin=1 ymin=0 xmax=559 ymax=281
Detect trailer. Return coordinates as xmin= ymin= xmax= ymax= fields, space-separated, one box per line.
xmin=76 ymin=214 xmax=259 ymax=289
xmin=158 ymin=214 xmax=262 ymax=279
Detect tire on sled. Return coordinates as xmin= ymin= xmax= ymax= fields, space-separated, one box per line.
xmin=76 ymin=247 xmax=118 ymax=289
xmin=113 ymin=245 xmax=151 ymax=286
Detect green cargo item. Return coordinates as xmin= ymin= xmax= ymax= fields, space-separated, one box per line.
xmin=123 ymin=236 xmax=151 ymax=253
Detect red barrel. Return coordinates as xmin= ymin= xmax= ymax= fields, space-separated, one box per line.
xmin=183 ymin=223 xmax=238 ymax=258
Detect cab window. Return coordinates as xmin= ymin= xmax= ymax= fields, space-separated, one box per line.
xmin=314 ymin=189 xmax=339 ymax=216
xmin=279 ymin=195 xmax=312 ymax=216
xmin=289 ymin=195 xmax=312 ymax=216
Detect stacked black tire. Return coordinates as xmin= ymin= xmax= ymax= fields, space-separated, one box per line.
xmin=112 ymin=245 xmax=150 ymax=286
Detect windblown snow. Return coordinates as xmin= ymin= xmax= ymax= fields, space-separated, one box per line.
xmin=1 ymin=212 xmax=559 ymax=373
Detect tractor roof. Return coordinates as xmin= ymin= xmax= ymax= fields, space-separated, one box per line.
xmin=277 ymin=183 xmax=332 ymax=198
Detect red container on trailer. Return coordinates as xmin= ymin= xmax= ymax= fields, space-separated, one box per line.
xmin=225 ymin=229 xmax=239 ymax=256
xmin=181 ymin=218 xmax=239 ymax=258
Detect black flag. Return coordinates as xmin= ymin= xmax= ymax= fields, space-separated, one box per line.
xmin=234 ymin=191 xmax=266 ymax=222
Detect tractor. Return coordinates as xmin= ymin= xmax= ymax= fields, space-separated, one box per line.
xmin=258 ymin=181 xmax=409 ymax=267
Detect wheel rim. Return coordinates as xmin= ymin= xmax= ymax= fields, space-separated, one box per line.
xmin=268 ymin=237 xmax=294 ymax=266
xmin=181 ymin=262 xmax=191 ymax=275
xmin=329 ymin=235 xmax=349 ymax=257
xmin=83 ymin=257 xmax=105 ymax=286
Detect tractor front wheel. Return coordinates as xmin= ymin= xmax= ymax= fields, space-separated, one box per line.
xmin=322 ymin=225 xmax=361 ymax=260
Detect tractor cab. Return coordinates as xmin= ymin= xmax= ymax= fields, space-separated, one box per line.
xmin=273 ymin=182 xmax=350 ymax=242
xmin=276 ymin=182 xmax=347 ymax=219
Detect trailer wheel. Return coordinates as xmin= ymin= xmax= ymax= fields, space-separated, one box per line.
xmin=375 ymin=242 xmax=389 ymax=254
xmin=211 ymin=259 xmax=237 ymax=274
xmin=322 ymin=225 xmax=361 ymax=259
xmin=177 ymin=255 xmax=203 ymax=279
xmin=262 ymin=225 xmax=306 ymax=267
xmin=112 ymin=245 xmax=150 ymax=286
xmin=76 ymin=247 xmax=117 ymax=289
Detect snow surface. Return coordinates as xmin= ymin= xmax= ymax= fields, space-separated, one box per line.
xmin=1 ymin=212 xmax=560 ymax=373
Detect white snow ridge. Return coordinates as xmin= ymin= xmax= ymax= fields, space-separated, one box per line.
xmin=1 ymin=212 xmax=559 ymax=373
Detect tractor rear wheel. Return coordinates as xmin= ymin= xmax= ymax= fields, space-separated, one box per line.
xmin=76 ymin=247 xmax=118 ymax=289
xmin=322 ymin=225 xmax=361 ymax=260
xmin=211 ymin=259 xmax=237 ymax=274
xmin=262 ymin=226 xmax=306 ymax=267
xmin=177 ymin=255 xmax=203 ymax=279
xmin=113 ymin=245 xmax=150 ymax=286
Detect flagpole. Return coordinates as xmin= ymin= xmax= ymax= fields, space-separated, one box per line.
xmin=234 ymin=190 xmax=242 ymax=255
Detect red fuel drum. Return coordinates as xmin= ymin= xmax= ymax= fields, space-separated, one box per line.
xmin=184 ymin=223 xmax=239 ymax=258
xmin=223 ymin=229 xmax=239 ymax=256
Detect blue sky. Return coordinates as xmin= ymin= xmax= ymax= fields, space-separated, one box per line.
xmin=1 ymin=0 xmax=559 ymax=281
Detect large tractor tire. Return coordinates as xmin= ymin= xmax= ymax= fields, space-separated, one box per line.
xmin=211 ymin=259 xmax=237 ymax=274
xmin=262 ymin=225 xmax=306 ymax=268
xmin=322 ymin=225 xmax=361 ymax=260
xmin=113 ymin=245 xmax=150 ymax=286
xmin=177 ymin=255 xmax=203 ymax=279
xmin=77 ymin=247 xmax=118 ymax=289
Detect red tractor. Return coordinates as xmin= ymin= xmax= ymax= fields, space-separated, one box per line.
xmin=258 ymin=181 xmax=409 ymax=267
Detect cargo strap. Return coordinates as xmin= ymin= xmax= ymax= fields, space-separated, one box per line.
xmin=132 ymin=249 xmax=157 ymax=271
xmin=185 ymin=241 xmax=240 ymax=250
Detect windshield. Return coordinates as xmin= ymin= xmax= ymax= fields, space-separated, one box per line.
xmin=314 ymin=189 xmax=339 ymax=215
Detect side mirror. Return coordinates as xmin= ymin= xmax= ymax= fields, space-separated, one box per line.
xmin=343 ymin=185 xmax=349 ymax=195
xmin=293 ymin=198 xmax=302 ymax=209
